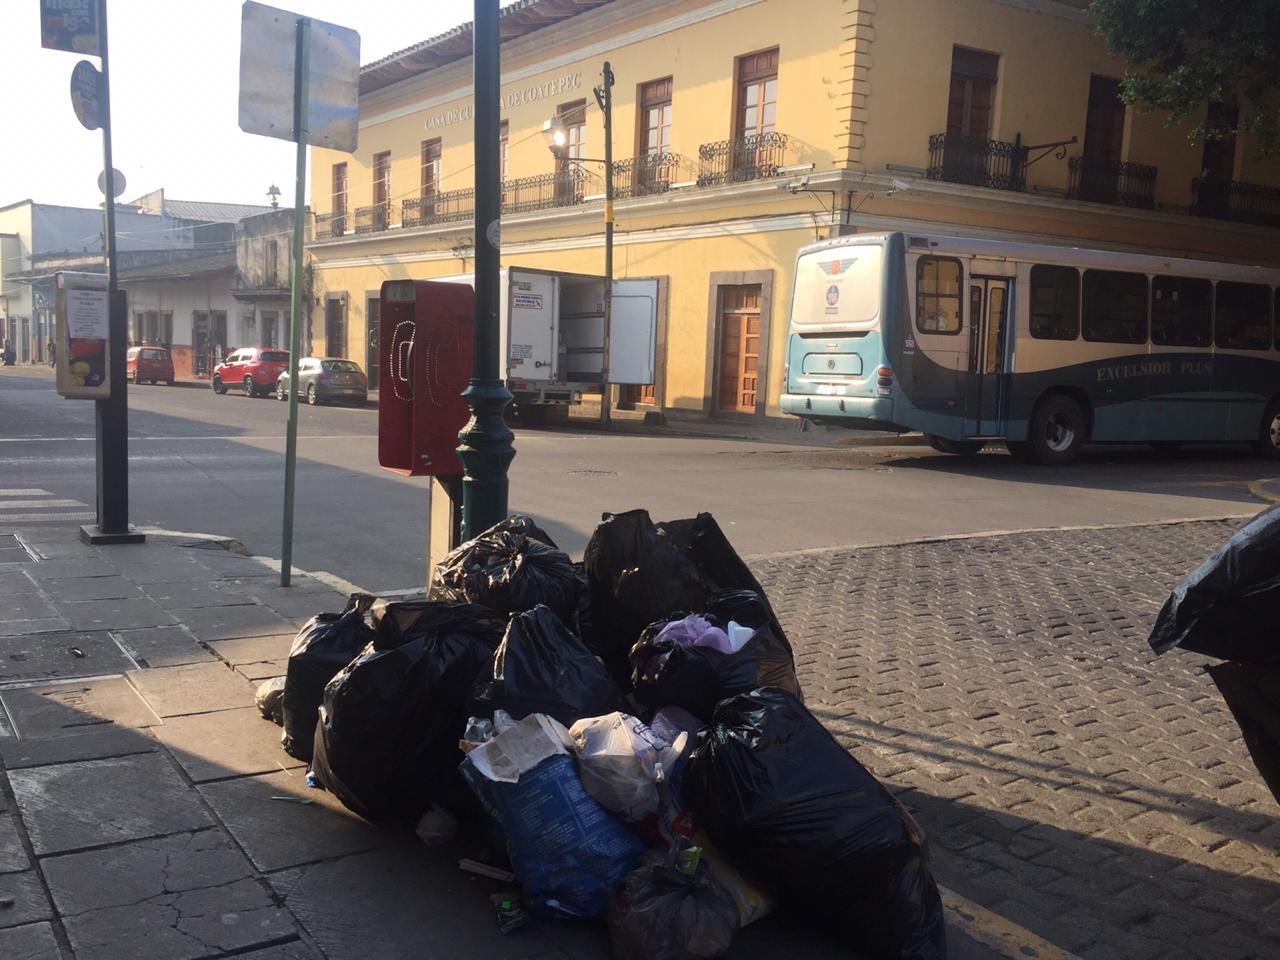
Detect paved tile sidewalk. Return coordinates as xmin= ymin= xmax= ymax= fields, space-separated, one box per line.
xmin=754 ymin=518 xmax=1280 ymax=960
xmin=8 ymin=518 xmax=1257 ymax=958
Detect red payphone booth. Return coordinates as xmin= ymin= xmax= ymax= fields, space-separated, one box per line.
xmin=377 ymin=280 xmax=474 ymax=581
xmin=377 ymin=279 xmax=474 ymax=477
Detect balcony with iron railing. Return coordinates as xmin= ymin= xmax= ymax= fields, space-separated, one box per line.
xmin=402 ymin=187 xmax=476 ymax=229
xmin=502 ymin=168 xmax=597 ymax=214
xmin=1190 ymin=177 xmax=1280 ymax=228
xmin=613 ymin=153 xmax=683 ymax=200
xmin=314 ymin=212 xmax=346 ymax=240
xmin=926 ymin=133 xmax=1027 ymax=192
xmin=1067 ymin=156 xmax=1157 ymax=209
xmin=697 ymin=133 xmax=788 ymax=187
xmin=354 ymin=203 xmax=390 ymax=234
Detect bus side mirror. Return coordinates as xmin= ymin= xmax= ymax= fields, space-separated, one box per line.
xmin=377 ymin=280 xmax=474 ymax=477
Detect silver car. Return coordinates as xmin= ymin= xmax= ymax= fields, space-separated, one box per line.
xmin=275 ymin=357 xmax=369 ymax=406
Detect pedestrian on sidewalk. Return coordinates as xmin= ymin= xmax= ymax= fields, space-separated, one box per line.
xmin=48 ymin=339 xmax=56 ymax=367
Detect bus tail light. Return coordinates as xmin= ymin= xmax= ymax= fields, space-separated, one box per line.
xmin=877 ymin=365 xmax=893 ymax=396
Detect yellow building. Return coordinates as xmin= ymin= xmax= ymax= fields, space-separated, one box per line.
xmin=307 ymin=0 xmax=1280 ymax=421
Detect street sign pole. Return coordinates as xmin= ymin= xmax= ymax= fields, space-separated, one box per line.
xmin=84 ymin=0 xmax=142 ymax=544
xmin=598 ymin=61 xmax=615 ymax=427
xmin=280 ymin=16 xmax=311 ymax=587
xmin=457 ymin=0 xmax=515 ymax=540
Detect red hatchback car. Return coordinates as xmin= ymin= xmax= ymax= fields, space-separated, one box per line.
xmin=212 ymin=347 xmax=290 ymax=398
xmin=126 ymin=346 xmax=175 ymax=385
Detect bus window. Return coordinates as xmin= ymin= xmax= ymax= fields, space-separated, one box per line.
xmin=916 ymin=256 xmax=962 ymax=335
xmin=791 ymin=245 xmax=883 ymax=327
xmin=1151 ymin=276 xmax=1211 ymax=347
xmin=1083 ymin=269 xmax=1148 ymax=344
xmin=1029 ymin=265 xmax=1079 ymax=340
xmin=1215 ymin=282 xmax=1271 ymax=350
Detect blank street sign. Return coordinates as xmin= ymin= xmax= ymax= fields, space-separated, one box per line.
xmin=238 ymin=1 xmax=360 ymax=152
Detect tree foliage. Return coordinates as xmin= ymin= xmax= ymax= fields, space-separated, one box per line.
xmin=1091 ymin=0 xmax=1280 ymax=156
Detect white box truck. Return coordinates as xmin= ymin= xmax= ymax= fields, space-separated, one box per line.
xmin=431 ymin=267 xmax=658 ymax=414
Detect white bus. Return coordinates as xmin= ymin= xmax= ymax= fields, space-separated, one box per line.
xmin=780 ymin=232 xmax=1280 ymax=464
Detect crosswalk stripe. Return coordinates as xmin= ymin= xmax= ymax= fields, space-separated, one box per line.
xmin=0 ymin=489 xmax=52 ymax=496
xmin=0 ymin=512 xmax=97 ymax=522
xmin=0 ymin=499 xmax=86 ymax=509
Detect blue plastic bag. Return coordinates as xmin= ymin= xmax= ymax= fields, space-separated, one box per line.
xmin=462 ymin=741 xmax=645 ymax=918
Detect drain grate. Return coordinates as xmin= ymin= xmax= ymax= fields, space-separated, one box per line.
xmin=567 ymin=469 xmax=619 ymax=478
xmin=0 ymin=534 xmax=37 ymax=564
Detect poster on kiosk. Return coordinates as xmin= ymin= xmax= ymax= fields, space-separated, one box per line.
xmin=55 ymin=271 xmax=111 ymax=399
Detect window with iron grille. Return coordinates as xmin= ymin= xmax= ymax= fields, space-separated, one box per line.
xmin=557 ymin=100 xmax=587 ymax=168
xmin=735 ymin=49 xmax=777 ymax=140
xmin=421 ymin=138 xmax=441 ymax=199
xmin=332 ymin=163 xmax=347 ymax=218
xmin=373 ymin=151 xmax=391 ymax=209
xmin=639 ymin=77 xmax=673 ymax=155
xmin=946 ymin=47 xmax=999 ymax=141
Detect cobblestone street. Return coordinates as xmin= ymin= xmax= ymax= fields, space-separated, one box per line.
xmin=756 ymin=518 xmax=1280 ymax=960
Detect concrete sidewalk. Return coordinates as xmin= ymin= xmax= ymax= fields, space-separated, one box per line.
xmin=0 ymin=525 xmax=1058 ymax=960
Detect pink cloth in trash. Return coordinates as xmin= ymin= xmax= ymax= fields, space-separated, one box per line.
xmin=654 ymin=614 xmax=733 ymax=654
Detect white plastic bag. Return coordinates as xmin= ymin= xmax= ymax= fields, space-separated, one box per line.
xmin=569 ymin=712 xmax=683 ymax=822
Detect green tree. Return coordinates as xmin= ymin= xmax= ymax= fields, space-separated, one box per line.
xmin=1091 ymin=0 xmax=1280 ymax=156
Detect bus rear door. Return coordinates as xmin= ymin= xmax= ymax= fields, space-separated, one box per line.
xmin=964 ymin=277 xmax=1013 ymax=436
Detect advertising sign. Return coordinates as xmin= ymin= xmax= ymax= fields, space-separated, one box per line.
xmin=238 ymin=1 xmax=360 ymax=151
xmin=55 ymin=272 xmax=111 ymax=399
xmin=70 ymin=59 xmax=103 ymax=130
xmin=40 ymin=0 xmax=101 ymax=56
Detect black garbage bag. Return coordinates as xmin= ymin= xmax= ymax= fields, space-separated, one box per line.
xmin=429 ymin=514 xmax=580 ymax=623
xmin=311 ymin=601 xmax=504 ymax=824
xmin=683 ymin=689 xmax=946 ymax=960
xmin=1149 ymin=505 xmax=1280 ymax=661
xmin=631 ymin=592 xmax=802 ymax=719
xmin=370 ymin=597 xmax=505 ymax=651
xmin=1207 ymin=662 xmax=1280 ymax=805
xmin=255 ymin=677 xmax=286 ymax=725
xmin=584 ymin=510 xmax=710 ymax=685
xmin=281 ymin=593 xmax=376 ymax=761
xmin=608 ymin=852 xmax=739 ymax=960
xmin=475 ymin=605 xmax=620 ymax=727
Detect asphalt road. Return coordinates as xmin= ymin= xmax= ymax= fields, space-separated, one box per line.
xmin=2 ymin=366 xmax=1276 ymax=591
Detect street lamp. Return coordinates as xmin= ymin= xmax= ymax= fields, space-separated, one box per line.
xmin=267 ymin=184 xmax=281 ymax=209
xmin=541 ymin=61 xmax=615 ymax=425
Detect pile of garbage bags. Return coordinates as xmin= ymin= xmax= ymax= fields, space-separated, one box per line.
xmin=255 ymin=511 xmax=948 ymax=959
xmin=1149 ymin=505 xmax=1280 ymax=804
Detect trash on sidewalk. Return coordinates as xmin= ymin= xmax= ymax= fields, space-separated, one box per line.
xmin=461 ymin=712 xmax=646 ymax=918
xmin=255 ymin=676 xmax=286 ymax=725
xmin=311 ymin=601 xmax=503 ymax=824
xmin=252 ymin=511 xmax=948 ymax=957
xmin=608 ymin=849 xmax=739 ymax=960
xmin=429 ymin=514 xmax=581 ymax=624
xmin=1149 ymin=504 xmax=1280 ymax=661
xmin=1206 ymin=662 xmax=1280 ymax=805
xmin=684 ymin=688 xmax=947 ymax=960
xmin=474 ymin=605 xmax=621 ymax=726
xmin=281 ymin=592 xmax=376 ymax=761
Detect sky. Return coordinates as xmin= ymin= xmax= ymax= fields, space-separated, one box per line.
xmin=0 ymin=1 xmax=516 ymax=211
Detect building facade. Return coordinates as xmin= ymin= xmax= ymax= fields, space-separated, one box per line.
xmin=306 ymin=0 xmax=1280 ymax=420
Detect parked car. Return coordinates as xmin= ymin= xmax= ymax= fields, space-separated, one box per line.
xmin=126 ymin=346 xmax=175 ymax=385
xmin=276 ymin=357 xmax=369 ymax=406
xmin=212 ymin=347 xmax=290 ymax=397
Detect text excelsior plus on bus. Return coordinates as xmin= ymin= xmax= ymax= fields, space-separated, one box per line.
xmin=780 ymin=232 xmax=1280 ymax=465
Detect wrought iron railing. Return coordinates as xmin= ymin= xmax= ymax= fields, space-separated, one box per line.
xmin=613 ymin=153 xmax=683 ymax=199
xmin=927 ymin=133 xmax=1027 ymax=191
xmin=314 ymin=212 xmax=346 ymax=240
xmin=354 ymin=203 xmax=390 ymax=234
xmin=1190 ymin=178 xmax=1280 ymax=228
xmin=697 ymin=133 xmax=788 ymax=187
xmin=501 ymin=169 xmax=596 ymax=214
xmin=402 ymin=188 xmax=476 ymax=229
xmin=1066 ymin=156 xmax=1157 ymax=209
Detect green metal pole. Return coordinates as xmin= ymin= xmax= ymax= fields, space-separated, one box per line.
xmin=600 ymin=61 xmax=614 ymax=426
xmin=281 ymin=17 xmax=311 ymax=587
xmin=458 ymin=0 xmax=514 ymax=540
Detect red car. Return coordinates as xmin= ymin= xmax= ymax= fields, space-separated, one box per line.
xmin=212 ymin=347 xmax=290 ymax=397
xmin=126 ymin=346 xmax=175 ymax=385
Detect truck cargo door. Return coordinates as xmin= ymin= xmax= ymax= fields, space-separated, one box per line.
xmin=506 ymin=269 xmax=557 ymax=378
xmin=608 ymin=279 xmax=658 ymax=385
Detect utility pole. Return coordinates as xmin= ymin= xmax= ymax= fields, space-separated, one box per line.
xmin=457 ymin=0 xmax=515 ymax=539
xmin=85 ymin=0 xmax=141 ymax=544
xmin=594 ymin=62 xmax=615 ymax=426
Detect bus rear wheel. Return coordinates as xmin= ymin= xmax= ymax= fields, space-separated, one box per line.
xmin=925 ymin=434 xmax=984 ymax=457
xmin=1257 ymin=399 xmax=1280 ymax=461
xmin=1028 ymin=394 xmax=1085 ymax=465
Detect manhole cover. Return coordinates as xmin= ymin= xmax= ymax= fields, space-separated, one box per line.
xmin=567 ymin=469 xmax=619 ymax=478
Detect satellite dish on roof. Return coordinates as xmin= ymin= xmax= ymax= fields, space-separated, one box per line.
xmin=97 ymin=169 xmax=126 ymax=199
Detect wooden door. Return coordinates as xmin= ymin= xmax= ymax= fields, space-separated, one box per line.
xmin=717 ymin=285 xmax=761 ymax=413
